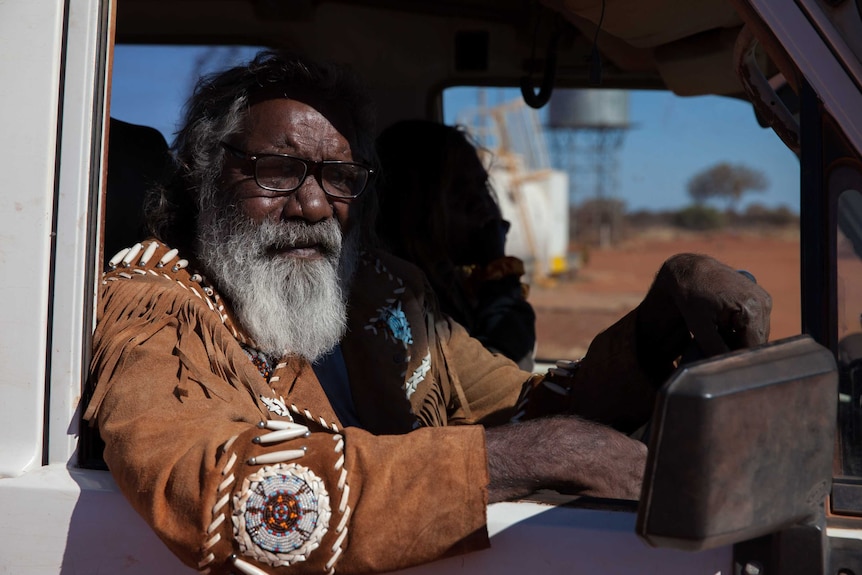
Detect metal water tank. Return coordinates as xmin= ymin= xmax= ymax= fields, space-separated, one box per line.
xmin=548 ymin=89 xmax=630 ymax=129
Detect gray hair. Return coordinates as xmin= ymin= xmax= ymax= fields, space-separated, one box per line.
xmin=145 ymin=50 xmax=378 ymax=253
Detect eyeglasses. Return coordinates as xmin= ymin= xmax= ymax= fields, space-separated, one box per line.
xmin=221 ymin=141 xmax=374 ymax=199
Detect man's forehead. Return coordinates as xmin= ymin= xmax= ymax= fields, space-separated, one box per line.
xmin=246 ymin=87 xmax=356 ymax=144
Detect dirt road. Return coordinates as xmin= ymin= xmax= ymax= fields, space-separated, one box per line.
xmin=529 ymin=230 xmax=802 ymax=360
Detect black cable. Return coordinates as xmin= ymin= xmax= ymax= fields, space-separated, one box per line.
xmin=589 ymin=0 xmax=606 ymax=85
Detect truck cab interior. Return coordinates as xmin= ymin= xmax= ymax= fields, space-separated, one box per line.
xmin=98 ymin=0 xmax=862 ymax=571
xmin=3 ymin=0 xmax=861 ymax=573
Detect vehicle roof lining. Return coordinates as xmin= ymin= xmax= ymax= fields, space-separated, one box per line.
xmin=540 ymin=0 xmax=742 ymax=48
xmin=114 ymin=0 xmax=761 ymax=101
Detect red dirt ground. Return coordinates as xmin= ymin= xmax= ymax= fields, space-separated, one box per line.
xmin=529 ymin=229 xmax=804 ymax=360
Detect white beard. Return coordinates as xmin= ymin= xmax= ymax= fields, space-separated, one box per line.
xmin=195 ymin=208 xmax=359 ymax=362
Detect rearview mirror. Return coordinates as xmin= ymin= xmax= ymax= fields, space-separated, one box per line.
xmin=637 ymin=335 xmax=837 ymax=551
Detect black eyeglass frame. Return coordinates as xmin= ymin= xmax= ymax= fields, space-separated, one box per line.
xmin=220 ymin=141 xmax=374 ymax=199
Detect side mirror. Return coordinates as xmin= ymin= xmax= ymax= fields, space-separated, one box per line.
xmin=637 ymin=335 xmax=837 ymax=551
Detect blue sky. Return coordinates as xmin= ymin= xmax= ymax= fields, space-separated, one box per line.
xmin=111 ymin=45 xmax=800 ymax=213
xmin=443 ymin=87 xmax=800 ymax=212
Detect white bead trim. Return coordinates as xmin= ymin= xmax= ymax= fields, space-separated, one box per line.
xmin=204 ymin=532 xmax=221 ymax=549
xmin=330 ymin=528 xmax=348 ymax=555
xmin=218 ymin=474 xmax=236 ymax=492
xmin=207 ymin=512 xmax=226 ymax=534
xmin=253 ymin=427 xmax=310 ymax=444
xmin=260 ymin=396 xmax=293 ymax=420
xmin=328 ymin=433 xmax=352 ymax=574
xmin=257 ymin=420 xmax=303 ymax=431
xmin=231 ymin=555 xmax=271 ymax=575
xmin=102 ymin=242 xmax=234 ymax=332
xmin=121 ymin=243 xmax=143 ymax=267
xmin=139 ymin=241 xmax=158 ymax=266
xmin=337 ymin=483 xmax=350 ymax=516
xmin=403 ymin=352 xmax=431 ymax=400
xmin=199 ymin=434 xmax=240 ymax=570
xmin=325 ymin=546 xmax=344 ymax=572
xmin=224 ymin=435 xmax=239 ymax=451
xmin=247 ymin=448 xmax=306 ymax=466
xmin=197 ymin=553 xmax=214 ymax=569
xmin=335 ymin=504 xmax=351 ymax=532
xmin=212 ymin=493 xmax=230 ymax=516
xmin=288 ymin=402 xmax=340 ymax=433
xmin=107 ymin=247 xmax=131 ymax=268
xmin=157 ymin=248 xmax=179 ymax=268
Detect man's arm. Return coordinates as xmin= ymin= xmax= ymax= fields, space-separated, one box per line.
xmin=485 ymin=416 xmax=647 ymax=502
xmin=433 ymin=310 xmax=648 ymax=501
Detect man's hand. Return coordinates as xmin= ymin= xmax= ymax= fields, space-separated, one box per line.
xmin=636 ymin=253 xmax=772 ymax=382
xmin=485 ymin=416 xmax=647 ymax=502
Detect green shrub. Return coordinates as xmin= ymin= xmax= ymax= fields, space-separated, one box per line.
xmin=742 ymin=203 xmax=798 ymax=226
xmin=672 ymin=205 xmax=726 ymax=230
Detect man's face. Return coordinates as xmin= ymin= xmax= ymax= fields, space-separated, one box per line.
xmin=220 ymin=96 xmax=357 ymax=248
xmin=194 ymin=96 xmax=363 ymax=360
xmin=445 ymin=148 xmax=504 ymax=265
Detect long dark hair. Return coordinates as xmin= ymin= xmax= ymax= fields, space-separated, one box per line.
xmin=375 ymin=120 xmax=484 ymax=327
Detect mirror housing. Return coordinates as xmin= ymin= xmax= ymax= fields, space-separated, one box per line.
xmin=637 ymin=335 xmax=837 ymax=551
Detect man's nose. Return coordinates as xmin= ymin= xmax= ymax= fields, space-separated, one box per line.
xmin=279 ymin=176 xmax=332 ymax=223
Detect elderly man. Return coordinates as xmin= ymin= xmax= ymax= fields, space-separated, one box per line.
xmin=85 ymin=51 xmax=771 ymax=575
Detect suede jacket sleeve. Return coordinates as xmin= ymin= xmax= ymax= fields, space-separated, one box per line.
xmin=428 ymin=288 xmax=656 ymax=432
xmin=85 ymin=242 xmax=489 ymax=575
xmin=510 ymin=309 xmax=659 ymax=433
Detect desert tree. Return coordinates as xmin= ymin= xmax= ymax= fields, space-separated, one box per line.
xmin=687 ymin=162 xmax=768 ymax=212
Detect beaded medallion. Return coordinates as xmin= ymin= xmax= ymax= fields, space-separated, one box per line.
xmin=234 ymin=463 xmax=331 ymax=566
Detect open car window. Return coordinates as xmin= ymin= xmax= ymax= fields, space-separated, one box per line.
xmin=442 ymin=85 xmax=801 ymax=362
xmin=111 ymin=45 xmax=264 ymax=144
